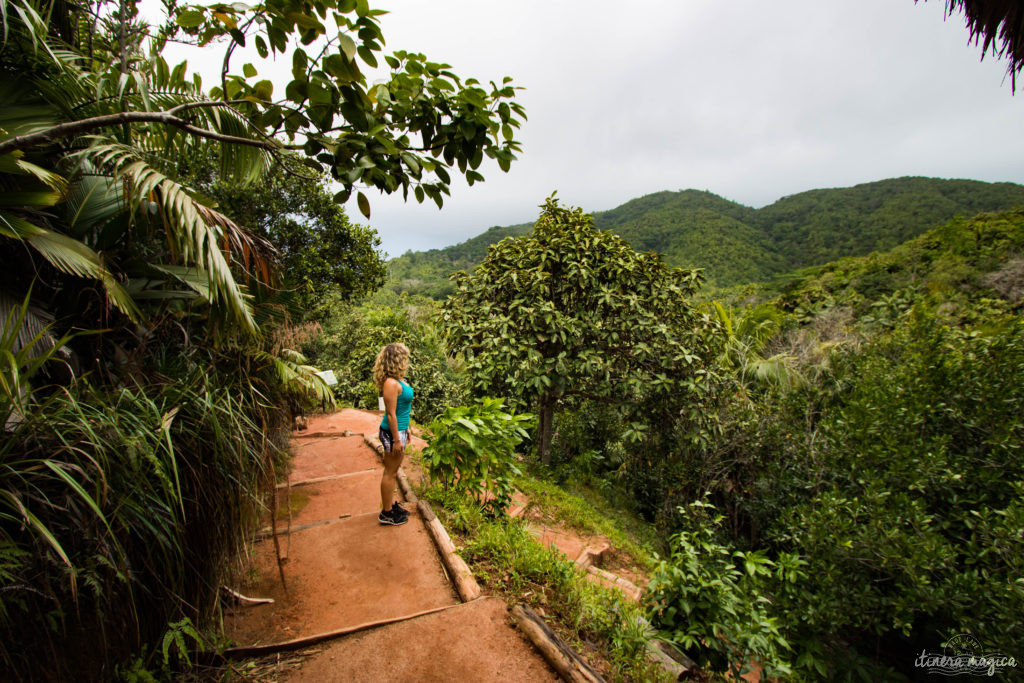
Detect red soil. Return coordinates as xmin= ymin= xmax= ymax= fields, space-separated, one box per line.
xmin=224 ymin=409 xmax=557 ymax=680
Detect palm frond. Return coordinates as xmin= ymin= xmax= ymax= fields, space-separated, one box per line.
xmin=921 ymin=0 xmax=1024 ymax=89
xmin=0 ymin=289 xmax=56 ymax=360
xmin=0 ymin=210 xmax=141 ymax=320
xmin=62 ymin=172 xmax=124 ymax=236
xmin=742 ymin=355 xmax=804 ymax=391
xmin=75 ymin=141 xmax=259 ymax=334
xmin=253 ymin=348 xmax=336 ymax=407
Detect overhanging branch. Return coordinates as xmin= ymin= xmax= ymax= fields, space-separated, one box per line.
xmin=0 ymin=111 xmax=281 ymax=156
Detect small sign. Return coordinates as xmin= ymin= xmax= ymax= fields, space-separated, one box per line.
xmin=315 ymin=370 xmax=338 ymax=386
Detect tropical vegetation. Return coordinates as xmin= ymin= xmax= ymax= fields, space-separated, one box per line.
xmin=3 ymin=0 xmax=1024 ymax=678
xmin=387 ymin=177 xmax=1024 ymax=296
xmin=0 ymin=0 xmax=522 ymax=677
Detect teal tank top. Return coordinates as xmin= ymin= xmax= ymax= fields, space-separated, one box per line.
xmin=380 ymin=379 xmax=413 ymax=431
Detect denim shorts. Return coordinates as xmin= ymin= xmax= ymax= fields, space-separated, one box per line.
xmin=379 ymin=427 xmax=409 ymax=452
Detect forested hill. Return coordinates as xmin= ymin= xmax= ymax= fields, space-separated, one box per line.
xmin=386 ymin=177 xmax=1024 ymax=298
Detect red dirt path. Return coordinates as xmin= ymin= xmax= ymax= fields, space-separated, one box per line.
xmin=224 ymin=409 xmax=557 ymax=680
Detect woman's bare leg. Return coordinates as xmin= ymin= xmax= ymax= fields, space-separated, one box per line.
xmin=380 ymin=450 xmax=405 ymax=510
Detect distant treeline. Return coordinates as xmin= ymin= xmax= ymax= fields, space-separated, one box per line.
xmin=386 ymin=177 xmax=1024 ymax=298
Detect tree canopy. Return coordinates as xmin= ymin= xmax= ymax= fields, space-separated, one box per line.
xmin=389 ymin=178 xmax=1024 ymax=298
xmin=189 ymin=153 xmax=386 ymax=306
xmin=1 ymin=0 xmax=524 ymax=337
xmin=440 ymin=196 xmax=723 ymax=463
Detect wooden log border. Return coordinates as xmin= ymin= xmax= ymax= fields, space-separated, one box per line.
xmin=511 ymin=603 xmax=604 ymax=683
xmin=418 ymin=500 xmax=481 ymax=602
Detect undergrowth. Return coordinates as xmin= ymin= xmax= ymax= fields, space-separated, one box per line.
xmin=423 ymin=482 xmax=669 ymax=682
xmin=514 ymin=474 xmax=661 ymax=570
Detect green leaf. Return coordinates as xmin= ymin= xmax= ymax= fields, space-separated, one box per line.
xmin=175 ymin=10 xmax=205 ymax=27
xmin=357 ymin=45 xmax=378 ymax=68
xmin=338 ymin=32 xmax=357 ymax=61
xmin=242 ymin=62 xmax=257 ymax=78
xmin=357 ymin=191 xmax=370 ymax=218
xmin=287 ymin=12 xmax=324 ymax=31
xmin=253 ymin=80 xmax=273 ymax=100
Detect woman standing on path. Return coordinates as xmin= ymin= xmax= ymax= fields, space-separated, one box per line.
xmin=373 ymin=343 xmax=414 ymax=526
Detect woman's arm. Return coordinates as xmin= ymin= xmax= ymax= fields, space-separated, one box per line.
xmin=382 ymin=377 xmax=403 ymax=453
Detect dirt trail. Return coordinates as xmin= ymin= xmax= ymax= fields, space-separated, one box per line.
xmin=225 ymin=409 xmax=558 ymax=681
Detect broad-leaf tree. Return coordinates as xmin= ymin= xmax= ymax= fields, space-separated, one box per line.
xmin=0 ymin=0 xmax=524 ymax=333
xmin=189 ymin=152 xmax=387 ymax=306
xmin=441 ymin=196 xmax=723 ymax=464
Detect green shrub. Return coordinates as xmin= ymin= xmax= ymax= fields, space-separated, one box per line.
xmin=424 ymin=398 xmax=532 ymax=515
xmin=646 ymin=500 xmax=795 ymax=680
xmin=766 ymin=313 xmax=1024 ymax=672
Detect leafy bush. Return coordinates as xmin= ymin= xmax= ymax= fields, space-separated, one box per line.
xmin=690 ymin=310 xmax=1024 ymax=677
xmin=646 ymin=500 xmax=796 ymax=680
xmin=766 ymin=313 xmax=1024 ymax=672
xmin=424 ymin=398 xmax=532 ymax=515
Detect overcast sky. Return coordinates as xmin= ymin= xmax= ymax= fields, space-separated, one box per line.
xmin=154 ymin=1 xmax=1024 ymax=257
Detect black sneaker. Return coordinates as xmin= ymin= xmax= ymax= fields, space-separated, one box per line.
xmin=391 ymin=501 xmax=409 ymax=517
xmin=378 ymin=508 xmax=408 ymax=526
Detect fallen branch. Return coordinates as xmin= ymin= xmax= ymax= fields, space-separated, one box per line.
xmin=220 ymin=586 xmax=274 ymax=605
xmin=253 ymin=515 xmax=352 ymax=541
xmin=222 ymin=603 xmax=460 ymax=658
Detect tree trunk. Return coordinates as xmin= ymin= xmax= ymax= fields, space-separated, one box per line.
xmin=537 ymin=391 xmax=555 ymax=465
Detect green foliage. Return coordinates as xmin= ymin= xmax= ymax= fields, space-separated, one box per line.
xmin=646 ymin=501 xmax=796 ymax=680
xmin=756 ymin=177 xmax=1024 ymax=269
xmin=1 ymin=0 xmax=525 ymax=215
xmin=514 ymin=474 xmax=659 ymax=568
xmin=423 ymin=398 xmax=531 ymax=515
xmin=441 ymin=195 xmax=723 ymax=463
xmin=618 ymin=209 xmax=1024 ymax=676
xmin=427 ymin=491 xmax=656 ymax=679
xmin=1 ymin=0 xmax=522 ymax=677
xmin=187 ymin=152 xmax=386 ymax=307
xmin=385 ymin=221 xmax=533 ymax=297
xmin=770 ymin=208 xmax=1024 ymax=325
xmin=301 ymin=292 xmax=465 ymax=420
xmin=0 ymin=341 xmax=289 ymax=678
xmin=766 ymin=315 xmax=1024 ymax=665
xmin=388 ymin=178 xmax=1024 ymax=298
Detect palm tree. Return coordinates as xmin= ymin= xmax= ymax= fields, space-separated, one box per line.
xmin=1 ymin=1 xmax=276 ymax=338
xmin=921 ymin=1 xmax=1024 ymax=90
xmin=713 ymin=302 xmax=803 ymax=396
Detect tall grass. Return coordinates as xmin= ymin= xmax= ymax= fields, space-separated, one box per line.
xmin=0 ymin=341 xmax=288 ymax=680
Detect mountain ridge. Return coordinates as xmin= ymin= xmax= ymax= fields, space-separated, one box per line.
xmin=386 ymin=176 xmax=1024 ymax=298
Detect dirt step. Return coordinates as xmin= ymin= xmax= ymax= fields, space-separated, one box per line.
xmin=226 ymin=510 xmax=458 ymax=646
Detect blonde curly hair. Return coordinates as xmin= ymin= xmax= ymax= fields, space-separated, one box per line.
xmin=373 ymin=343 xmax=410 ymax=390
